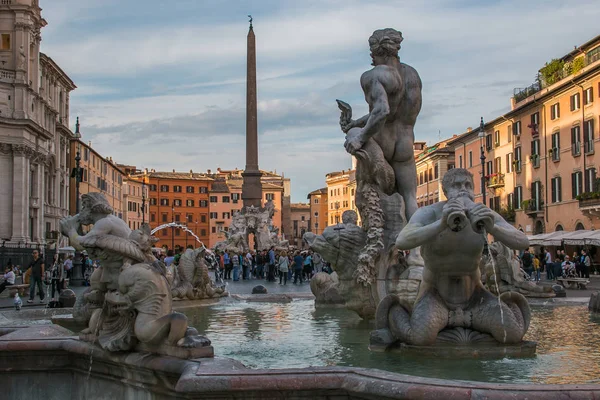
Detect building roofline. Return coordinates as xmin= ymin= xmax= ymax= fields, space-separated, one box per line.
xmin=39 ymin=52 xmax=76 ymax=90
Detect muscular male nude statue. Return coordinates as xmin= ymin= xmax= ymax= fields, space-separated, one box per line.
xmin=342 ymin=28 xmax=422 ymax=222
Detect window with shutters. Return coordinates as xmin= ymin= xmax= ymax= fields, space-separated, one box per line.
xmin=489 ymin=196 xmax=501 ymax=212
xmin=584 ymin=87 xmax=594 ymax=105
xmin=174 ymin=214 xmax=180 ymax=222
xmin=200 ymin=200 xmax=208 ymax=207
xmin=187 ymin=214 xmax=193 ymax=223
xmin=551 ymin=177 xmax=562 ymax=203
xmin=485 ymin=134 xmax=493 ymax=150
xmin=506 ymin=153 xmax=514 ymax=173
xmin=160 ymin=185 xmax=169 ymax=192
xmin=200 ymin=214 xmax=207 ymax=223
xmin=468 ymin=151 xmax=473 ymax=168
xmin=173 ymin=185 xmax=182 ymax=193
xmin=494 ymin=130 xmax=500 ymax=147
xmin=186 ymin=186 xmax=194 ymax=193
xmin=512 ymin=121 xmax=522 ymax=136
xmin=515 ymin=186 xmax=523 ymax=209
xmin=550 ymin=103 xmax=560 ymax=120
xmin=507 ymin=193 xmax=514 ymax=210
xmin=507 ymin=125 xmax=512 ymax=142
xmin=186 ymin=199 xmax=194 ymax=207
xmin=530 ymin=139 xmax=540 ymax=168
xmin=486 ymin=161 xmax=493 ymax=175
xmin=231 ymin=193 xmax=240 ymax=203
xmin=572 ymin=171 xmax=583 ymax=198
xmin=199 ymin=186 xmax=208 ymax=194
xmin=514 ymin=147 xmax=522 ymax=172
xmin=209 ymin=196 xmax=218 ymax=203
xmin=585 ymin=168 xmax=597 ymax=192
xmin=162 ymin=213 xmax=168 ymax=222
xmin=494 ymin=157 xmax=502 ymax=174
xmin=209 ymin=212 xmax=217 ymax=219
xmin=570 ymin=93 xmax=581 ymax=111
xmin=531 ymin=181 xmax=542 ymax=211
xmin=551 ymin=132 xmax=560 ymax=161
xmin=173 ymin=199 xmax=182 ymax=207
xmin=458 ymin=155 xmax=463 ymax=169
xmin=571 ymin=126 xmax=581 ymax=156
xmin=434 ymin=164 xmax=439 ymax=179
xmin=160 ymin=198 xmax=169 ymax=206
xmin=584 ymin=119 xmax=595 ymax=154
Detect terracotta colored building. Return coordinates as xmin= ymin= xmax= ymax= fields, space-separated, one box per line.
xmin=307 ymin=188 xmax=328 ymax=235
xmin=69 ymin=137 xmax=125 ymax=220
xmin=290 ymin=203 xmax=310 ymax=248
xmin=142 ymin=170 xmax=212 ymax=250
xmin=206 ymin=168 xmax=286 ymax=248
xmin=448 ymin=34 xmax=600 ymax=234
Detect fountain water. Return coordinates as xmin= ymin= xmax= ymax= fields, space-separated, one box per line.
xmin=482 ymin=228 xmax=508 ymax=344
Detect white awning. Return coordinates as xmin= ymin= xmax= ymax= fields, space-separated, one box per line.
xmin=528 ymin=230 xmax=600 ymax=247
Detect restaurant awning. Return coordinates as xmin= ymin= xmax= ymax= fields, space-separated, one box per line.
xmin=528 ymin=230 xmax=600 ymax=247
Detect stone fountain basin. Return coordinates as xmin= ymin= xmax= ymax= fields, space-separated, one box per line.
xmin=0 ymin=324 xmax=599 ymax=400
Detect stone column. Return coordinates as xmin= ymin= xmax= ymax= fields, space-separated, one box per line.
xmin=242 ymin=24 xmax=263 ymax=208
xmin=11 ymin=145 xmax=30 ymax=243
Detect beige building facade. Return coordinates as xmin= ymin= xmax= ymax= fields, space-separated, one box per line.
xmin=122 ymin=176 xmax=149 ymax=232
xmin=415 ymin=138 xmax=455 ymax=208
xmin=449 ymin=34 xmax=600 ymax=234
xmin=0 ymin=1 xmax=76 ymax=246
xmin=307 ymin=188 xmax=328 ymax=235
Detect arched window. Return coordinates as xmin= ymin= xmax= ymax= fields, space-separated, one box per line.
xmin=575 ymin=222 xmax=585 ymax=231
xmin=555 ymin=224 xmax=564 ymax=231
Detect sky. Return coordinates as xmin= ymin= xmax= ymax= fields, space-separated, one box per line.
xmin=40 ymin=0 xmax=600 ymax=202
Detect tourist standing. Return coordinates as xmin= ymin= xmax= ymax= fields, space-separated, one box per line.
xmin=521 ymin=249 xmax=533 ymax=278
xmin=303 ymin=252 xmax=313 ymax=281
xmin=278 ymin=251 xmax=290 ymax=285
xmin=63 ymin=255 xmax=73 ymax=282
xmin=267 ymin=246 xmax=276 ymax=282
xmin=544 ymin=249 xmax=553 ymax=280
xmin=293 ymin=251 xmax=304 ymax=284
xmin=224 ymin=251 xmax=232 ymax=280
xmin=532 ymin=255 xmax=541 ymax=282
xmin=50 ymin=257 xmax=65 ymax=300
xmin=581 ymin=249 xmax=592 ymax=279
xmin=24 ymin=250 xmax=45 ymax=303
xmin=231 ymin=252 xmax=240 ymax=281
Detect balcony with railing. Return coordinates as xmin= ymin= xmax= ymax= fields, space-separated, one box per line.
xmin=513 ymin=47 xmax=600 ymax=106
xmin=0 ymin=68 xmax=16 ymax=81
xmin=487 ymin=173 xmax=505 ymax=189
xmin=523 ymin=199 xmax=544 ymax=217
xmin=530 ymin=154 xmax=541 ymax=168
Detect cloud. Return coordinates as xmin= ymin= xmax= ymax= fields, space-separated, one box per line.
xmin=38 ymin=0 xmax=600 ymax=201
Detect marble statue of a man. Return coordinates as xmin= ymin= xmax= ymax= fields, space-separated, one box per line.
xmin=341 ymin=28 xmax=422 ymax=222
xmin=374 ymin=168 xmax=531 ymax=347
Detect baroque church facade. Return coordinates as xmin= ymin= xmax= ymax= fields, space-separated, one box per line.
xmin=0 ymin=0 xmax=76 ymax=246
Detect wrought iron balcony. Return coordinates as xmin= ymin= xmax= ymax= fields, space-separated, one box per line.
xmin=487 ymin=173 xmax=505 ymax=189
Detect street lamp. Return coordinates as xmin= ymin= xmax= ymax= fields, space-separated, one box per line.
xmin=478 ymin=117 xmax=487 ymax=206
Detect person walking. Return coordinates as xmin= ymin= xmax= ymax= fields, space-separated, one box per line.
xmin=267 ymin=247 xmax=276 ymax=282
xmin=24 ymin=250 xmax=45 ymax=303
xmin=278 ymin=251 xmax=290 ymax=285
xmin=303 ymin=252 xmax=313 ymax=281
xmin=544 ymin=249 xmax=553 ymax=280
xmin=581 ymin=249 xmax=592 ymax=279
xmin=231 ymin=252 xmax=240 ymax=281
xmin=224 ymin=251 xmax=232 ymax=280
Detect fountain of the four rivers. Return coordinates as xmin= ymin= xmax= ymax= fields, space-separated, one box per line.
xmin=1 ymin=25 xmax=600 ymax=400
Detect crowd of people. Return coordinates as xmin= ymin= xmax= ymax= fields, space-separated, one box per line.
xmin=520 ymin=247 xmax=593 ymax=281
xmin=213 ymin=247 xmax=329 ymax=285
xmin=0 ymin=251 xmax=98 ymax=304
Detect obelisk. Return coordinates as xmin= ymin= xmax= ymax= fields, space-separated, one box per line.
xmin=242 ymin=15 xmax=263 ymax=208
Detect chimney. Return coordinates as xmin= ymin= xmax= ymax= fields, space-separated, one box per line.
xmin=467 ymin=127 xmax=472 ymax=132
